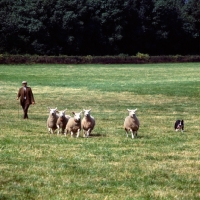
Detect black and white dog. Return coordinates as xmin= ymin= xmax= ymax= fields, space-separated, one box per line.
xmin=174 ymin=120 xmax=184 ymax=132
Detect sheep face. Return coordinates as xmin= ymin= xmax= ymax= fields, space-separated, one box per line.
xmin=48 ymin=107 xmax=57 ymax=116
xmin=127 ymin=108 xmax=137 ymax=118
xmin=72 ymin=111 xmax=82 ymax=122
xmin=58 ymin=109 xmax=66 ymax=118
xmin=83 ymin=109 xmax=91 ymax=117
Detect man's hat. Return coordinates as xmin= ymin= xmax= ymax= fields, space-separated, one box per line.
xmin=22 ymin=81 xmax=27 ymax=84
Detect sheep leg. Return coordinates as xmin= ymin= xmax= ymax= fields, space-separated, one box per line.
xmin=64 ymin=129 xmax=68 ymax=137
xmin=86 ymin=129 xmax=91 ymax=137
xmin=49 ymin=128 xmax=54 ymax=134
xmin=130 ymin=130 xmax=134 ymax=139
xmin=125 ymin=129 xmax=129 ymax=137
xmin=57 ymin=127 xmax=60 ymax=135
xmin=71 ymin=131 xmax=73 ymax=137
xmin=83 ymin=131 xmax=86 ymax=137
xmin=76 ymin=129 xmax=80 ymax=138
xmin=135 ymin=131 xmax=138 ymax=137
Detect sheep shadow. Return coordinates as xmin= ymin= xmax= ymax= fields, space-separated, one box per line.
xmin=135 ymin=135 xmax=145 ymax=139
xmin=84 ymin=133 xmax=106 ymax=138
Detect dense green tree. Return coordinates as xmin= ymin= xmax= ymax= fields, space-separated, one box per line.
xmin=0 ymin=0 xmax=19 ymax=53
xmin=75 ymin=0 xmax=103 ymax=55
xmin=0 ymin=0 xmax=200 ymax=55
xmin=181 ymin=0 xmax=200 ymax=54
xmin=134 ymin=0 xmax=155 ymax=54
xmin=152 ymin=0 xmax=185 ymax=54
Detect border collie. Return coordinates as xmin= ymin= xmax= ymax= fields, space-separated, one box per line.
xmin=174 ymin=120 xmax=184 ymax=132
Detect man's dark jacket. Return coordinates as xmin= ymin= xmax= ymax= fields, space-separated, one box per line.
xmin=17 ymin=87 xmax=35 ymax=106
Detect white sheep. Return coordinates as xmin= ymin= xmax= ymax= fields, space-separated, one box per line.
xmin=65 ymin=111 xmax=82 ymax=137
xmin=47 ymin=107 xmax=59 ymax=134
xmin=124 ymin=108 xmax=140 ymax=139
xmin=56 ymin=109 xmax=71 ymax=135
xmin=81 ymin=109 xmax=95 ymax=137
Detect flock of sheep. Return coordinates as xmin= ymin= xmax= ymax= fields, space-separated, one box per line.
xmin=47 ymin=107 xmax=140 ymax=139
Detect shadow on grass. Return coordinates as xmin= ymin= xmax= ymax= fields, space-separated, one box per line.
xmin=136 ymin=135 xmax=145 ymax=139
xmin=87 ymin=133 xmax=106 ymax=138
xmin=55 ymin=132 xmax=107 ymax=138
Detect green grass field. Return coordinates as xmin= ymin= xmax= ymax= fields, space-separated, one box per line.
xmin=0 ymin=63 xmax=200 ymax=200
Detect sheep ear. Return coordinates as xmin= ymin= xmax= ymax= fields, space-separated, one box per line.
xmin=135 ymin=108 xmax=137 ymax=111
xmin=127 ymin=109 xmax=130 ymax=112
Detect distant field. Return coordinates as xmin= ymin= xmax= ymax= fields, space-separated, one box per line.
xmin=0 ymin=63 xmax=200 ymax=199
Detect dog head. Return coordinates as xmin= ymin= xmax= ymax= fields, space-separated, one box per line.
xmin=174 ymin=119 xmax=184 ymax=132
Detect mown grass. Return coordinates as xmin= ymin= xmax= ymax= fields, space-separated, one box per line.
xmin=0 ymin=63 xmax=200 ymax=200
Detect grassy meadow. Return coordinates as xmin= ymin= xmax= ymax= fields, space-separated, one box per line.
xmin=0 ymin=63 xmax=200 ymax=200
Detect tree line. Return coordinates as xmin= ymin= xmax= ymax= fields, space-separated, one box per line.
xmin=0 ymin=0 xmax=200 ymax=56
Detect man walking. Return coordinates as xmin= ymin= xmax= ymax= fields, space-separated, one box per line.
xmin=16 ymin=81 xmax=35 ymax=119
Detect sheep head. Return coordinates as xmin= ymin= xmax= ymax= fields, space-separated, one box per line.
xmin=72 ymin=111 xmax=82 ymax=122
xmin=58 ymin=109 xmax=67 ymax=117
xmin=48 ymin=107 xmax=57 ymax=116
xmin=83 ymin=109 xmax=91 ymax=117
xmin=127 ymin=108 xmax=137 ymax=117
